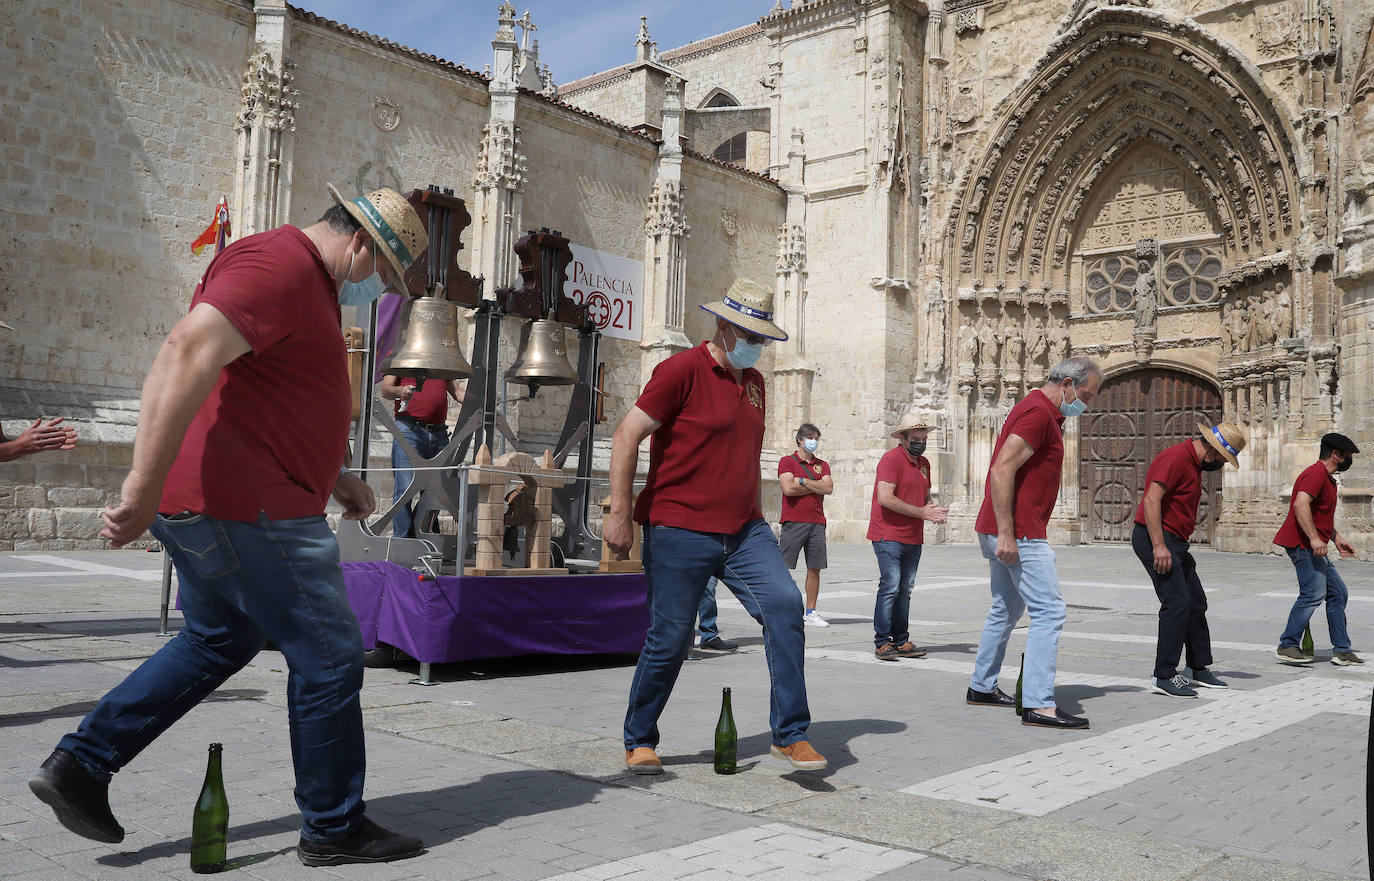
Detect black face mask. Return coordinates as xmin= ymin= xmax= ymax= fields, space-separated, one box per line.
xmin=907 ymin=440 xmax=927 ymax=457
xmin=1338 ymin=454 xmax=1354 ymax=473
xmin=1200 ymin=458 xmax=1225 ymax=472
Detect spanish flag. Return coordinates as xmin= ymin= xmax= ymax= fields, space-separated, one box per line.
xmin=191 ymin=197 xmax=231 ymax=257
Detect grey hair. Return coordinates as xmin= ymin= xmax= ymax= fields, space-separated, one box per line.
xmin=1047 ymin=355 xmax=1102 ymax=386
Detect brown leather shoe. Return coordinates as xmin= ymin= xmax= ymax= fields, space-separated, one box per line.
xmin=894 ymin=642 xmax=927 ymax=658
xmin=624 ymin=747 xmax=663 ymax=775
xmin=770 ymin=740 xmax=828 ymax=771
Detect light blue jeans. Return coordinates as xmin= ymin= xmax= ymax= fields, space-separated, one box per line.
xmin=391 ymin=417 xmax=449 ymax=537
xmin=1278 ymin=546 xmax=1352 ymax=652
xmin=969 ymin=533 xmax=1066 ymax=708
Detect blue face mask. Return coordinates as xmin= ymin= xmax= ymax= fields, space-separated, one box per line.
xmin=1059 ymin=382 xmax=1088 ymax=418
xmin=338 ymin=250 xmax=388 ymax=307
xmin=725 ymin=332 xmax=764 ymax=370
xmin=802 ymin=438 xmax=819 ymax=453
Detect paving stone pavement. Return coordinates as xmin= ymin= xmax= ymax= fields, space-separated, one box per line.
xmin=0 ymin=542 xmax=1369 ymax=880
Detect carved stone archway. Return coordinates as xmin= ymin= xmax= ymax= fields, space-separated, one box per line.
xmin=944 ymin=8 xmax=1301 ymax=295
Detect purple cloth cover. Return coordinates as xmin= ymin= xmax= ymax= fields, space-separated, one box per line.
xmin=372 ymin=293 xmax=405 ymax=383
xmin=340 ymin=560 xmax=649 ymax=663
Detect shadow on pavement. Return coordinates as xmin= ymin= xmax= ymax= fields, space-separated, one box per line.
xmin=106 ymin=768 xmax=613 ymax=864
xmin=666 ymin=717 xmax=907 ymax=777
xmin=0 ymin=688 xmax=268 ymax=728
xmin=1052 ymin=682 xmax=1145 ymax=716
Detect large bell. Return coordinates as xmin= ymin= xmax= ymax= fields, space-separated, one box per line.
xmin=506 ymin=319 xmax=579 ymax=391
xmin=383 ymin=294 xmax=473 ymax=382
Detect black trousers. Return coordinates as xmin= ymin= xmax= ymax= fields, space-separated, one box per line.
xmin=1131 ymin=523 xmax=1213 ymax=679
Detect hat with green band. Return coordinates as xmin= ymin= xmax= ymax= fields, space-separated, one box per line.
xmin=327 ymin=184 xmax=429 ymax=284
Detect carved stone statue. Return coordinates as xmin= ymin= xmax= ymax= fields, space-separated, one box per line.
xmin=1274 ymin=281 xmax=1292 ymax=339
xmin=958 ymin=322 xmax=978 ymax=367
xmin=1026 ymin=312 xmax=1048 ymax=369
xmin=978 ymin=316 xmax=1001 ymax=368
xmin=1048 ymin=320 xmax=1071 ymax=364
xmin=1133 ymin=245 xmax=1158 ymax=336
xmin=1002 ymin=312 xmax=1025 ymax=370
xmin=1243 ymin=298 xmax=1259 ymax=350
xmin=1255 ymin=295 xmax=1275 ymax=347
xmin=1220 ymin=304 xmax=1235 ymax=353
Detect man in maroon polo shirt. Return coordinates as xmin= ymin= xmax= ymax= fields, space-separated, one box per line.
xmin=779 ymin=422 xmax=833 ymax=627
xmin=1274 ymin=432 xmax=1363 ymax=666
xmin=967 ymin=356 xmax=1101 ymax=729
xmin=1132 ymin=422 xmax=1246 ymax=697
xmin=30 ymin=187 xmax=428 ymax=866
xmin=866 ymin=412 xmax=949 ymax=660
xmin=379 ymin=373 xmax=464 ymax=537
xmin=605 ymin=279 xmax=824 ymax=776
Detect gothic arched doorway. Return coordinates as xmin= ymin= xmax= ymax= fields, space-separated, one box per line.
xmin=1079 ymin=368 xmax=1222 ymax=544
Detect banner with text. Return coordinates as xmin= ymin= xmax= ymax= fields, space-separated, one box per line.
xmin=564 ymin=245 xmax=643 ymax=342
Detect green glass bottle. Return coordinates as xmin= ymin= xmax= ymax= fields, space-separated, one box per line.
xmin=190 ymin=743 xmax=228 ymax=874
xmin=1014 ymin=653 xmax=1025 ymax=718
xmin=1301 ymin=624 xmax=1314 ymax=657
xmin=714 ymin=687 xmax=737 ymax=774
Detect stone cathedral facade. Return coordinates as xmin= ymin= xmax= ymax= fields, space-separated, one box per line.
xmin=3 ymin=0 xmax=1374 ymax=552
xmin=563 ymin=0 xmax=1374 ymax=553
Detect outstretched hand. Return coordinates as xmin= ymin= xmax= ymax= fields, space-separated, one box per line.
xmin=332 ymin=471 xmax=376 ymax=520
xmin=16 ymin=417 xmax=78 ymax=455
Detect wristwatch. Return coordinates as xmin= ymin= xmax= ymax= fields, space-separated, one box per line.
xmin=799 ymin=477 xmax=806 ymax=487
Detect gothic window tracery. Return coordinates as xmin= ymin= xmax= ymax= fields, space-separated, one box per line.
xmin=712 ymin=132 xmax=747 ymax=164
xmin=1161 ymin=245 xmax=1223 ymax=305
xmin=1085 ymin=254 xmax=1138 ymax=313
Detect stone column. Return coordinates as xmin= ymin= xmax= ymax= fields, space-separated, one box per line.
xmin=471 ymin=2 xmax=527 ymax=296
xmin=640 ymin=75 xmax=691 ymax=373
xmin=771 ymin=129 xmax=813 ymax=446
xmin=232 ymin=0 xmax=298 ymax=237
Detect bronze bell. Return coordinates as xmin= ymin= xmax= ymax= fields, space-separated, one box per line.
xmin=383 ymin=294 xmax=473 ymax=382
xmin=506 ymin=319 xmax=579 ymax=391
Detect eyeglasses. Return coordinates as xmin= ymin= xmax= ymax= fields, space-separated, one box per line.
xmin=736 ymin=328 xmax=773 ymax=346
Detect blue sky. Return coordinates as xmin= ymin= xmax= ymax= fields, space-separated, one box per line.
xmin=296 ymin=1 xmax=773 ymax=83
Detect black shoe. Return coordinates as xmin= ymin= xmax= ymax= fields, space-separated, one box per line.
xmin=966 ymin=687 xmax=1016 ymax=708
xmin=28 ymin=749 xmax=124 ymax=844
xmin=298 ymin=817 xmax=425 ymax=867
xmin=1150 ymin=675 xmax=1199 ymax=698
xmin=699 ymin=636 xmax=738 ymax=653
xmin=1189 ymin=669 xmax=1229 ymax=689
xmin=1021 ymin=708 xmax=1090 ymax=730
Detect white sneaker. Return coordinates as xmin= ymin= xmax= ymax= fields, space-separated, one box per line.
xmin=803 ymin=610 xmax=830 ymax=627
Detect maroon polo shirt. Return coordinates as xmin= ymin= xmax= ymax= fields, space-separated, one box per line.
xmin=161 ymin=226 xmax=351 ymax=521
xmin=779 ymin=453 xmax=828 ymax=524
xmin=975 ymin=389 xmax=1066 ymax=540
xmin=1133 ymin=440 xmax=1203 ymax=539
xmin=1274 ymin=461 xmax=1338 ymax=550
xmin=866 ymin=446 xmax=932 ymax=545
xmin=396 ymin=377 xmax=450 ymax=426
xmin=632 ymin=342 xmax=766 ymax=533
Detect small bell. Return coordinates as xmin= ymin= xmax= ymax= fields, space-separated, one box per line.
xmin=384 ymin=294 xmax=473 ymax=383
xmin=506 ymin=319 xmax=579 ymax=393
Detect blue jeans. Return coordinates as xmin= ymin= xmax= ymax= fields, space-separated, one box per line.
xmin=970 ymin=533 xmax=1066 ymax=709
xmin=392 ymin=418 xmax=449 ymax=537
xmin=1278 ymin=547 xmax=1351 ymax=652
xmin=697 ymin=577 xmax=720 ymax=641
xmin=57 ymin=513 xmax=366 ymax=843
xmin=625 ymin=519 xmax=810 ymax=749
xmin=872 ymin=540 xmax=922 ymax=646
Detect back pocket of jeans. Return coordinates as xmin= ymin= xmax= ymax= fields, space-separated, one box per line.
xmin=155 ymin=515 xmax=240 ymax=579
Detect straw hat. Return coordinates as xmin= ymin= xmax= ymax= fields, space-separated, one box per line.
xmin=1197 ymin=421 xmax=1245 ymax=468
xmin=327 ymin=184 xmax=429 ymax=284
xmin=891 ymin=410 xmax=938 ymax=439
xmin=700 ymin=278 xmax=788 ymax=342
